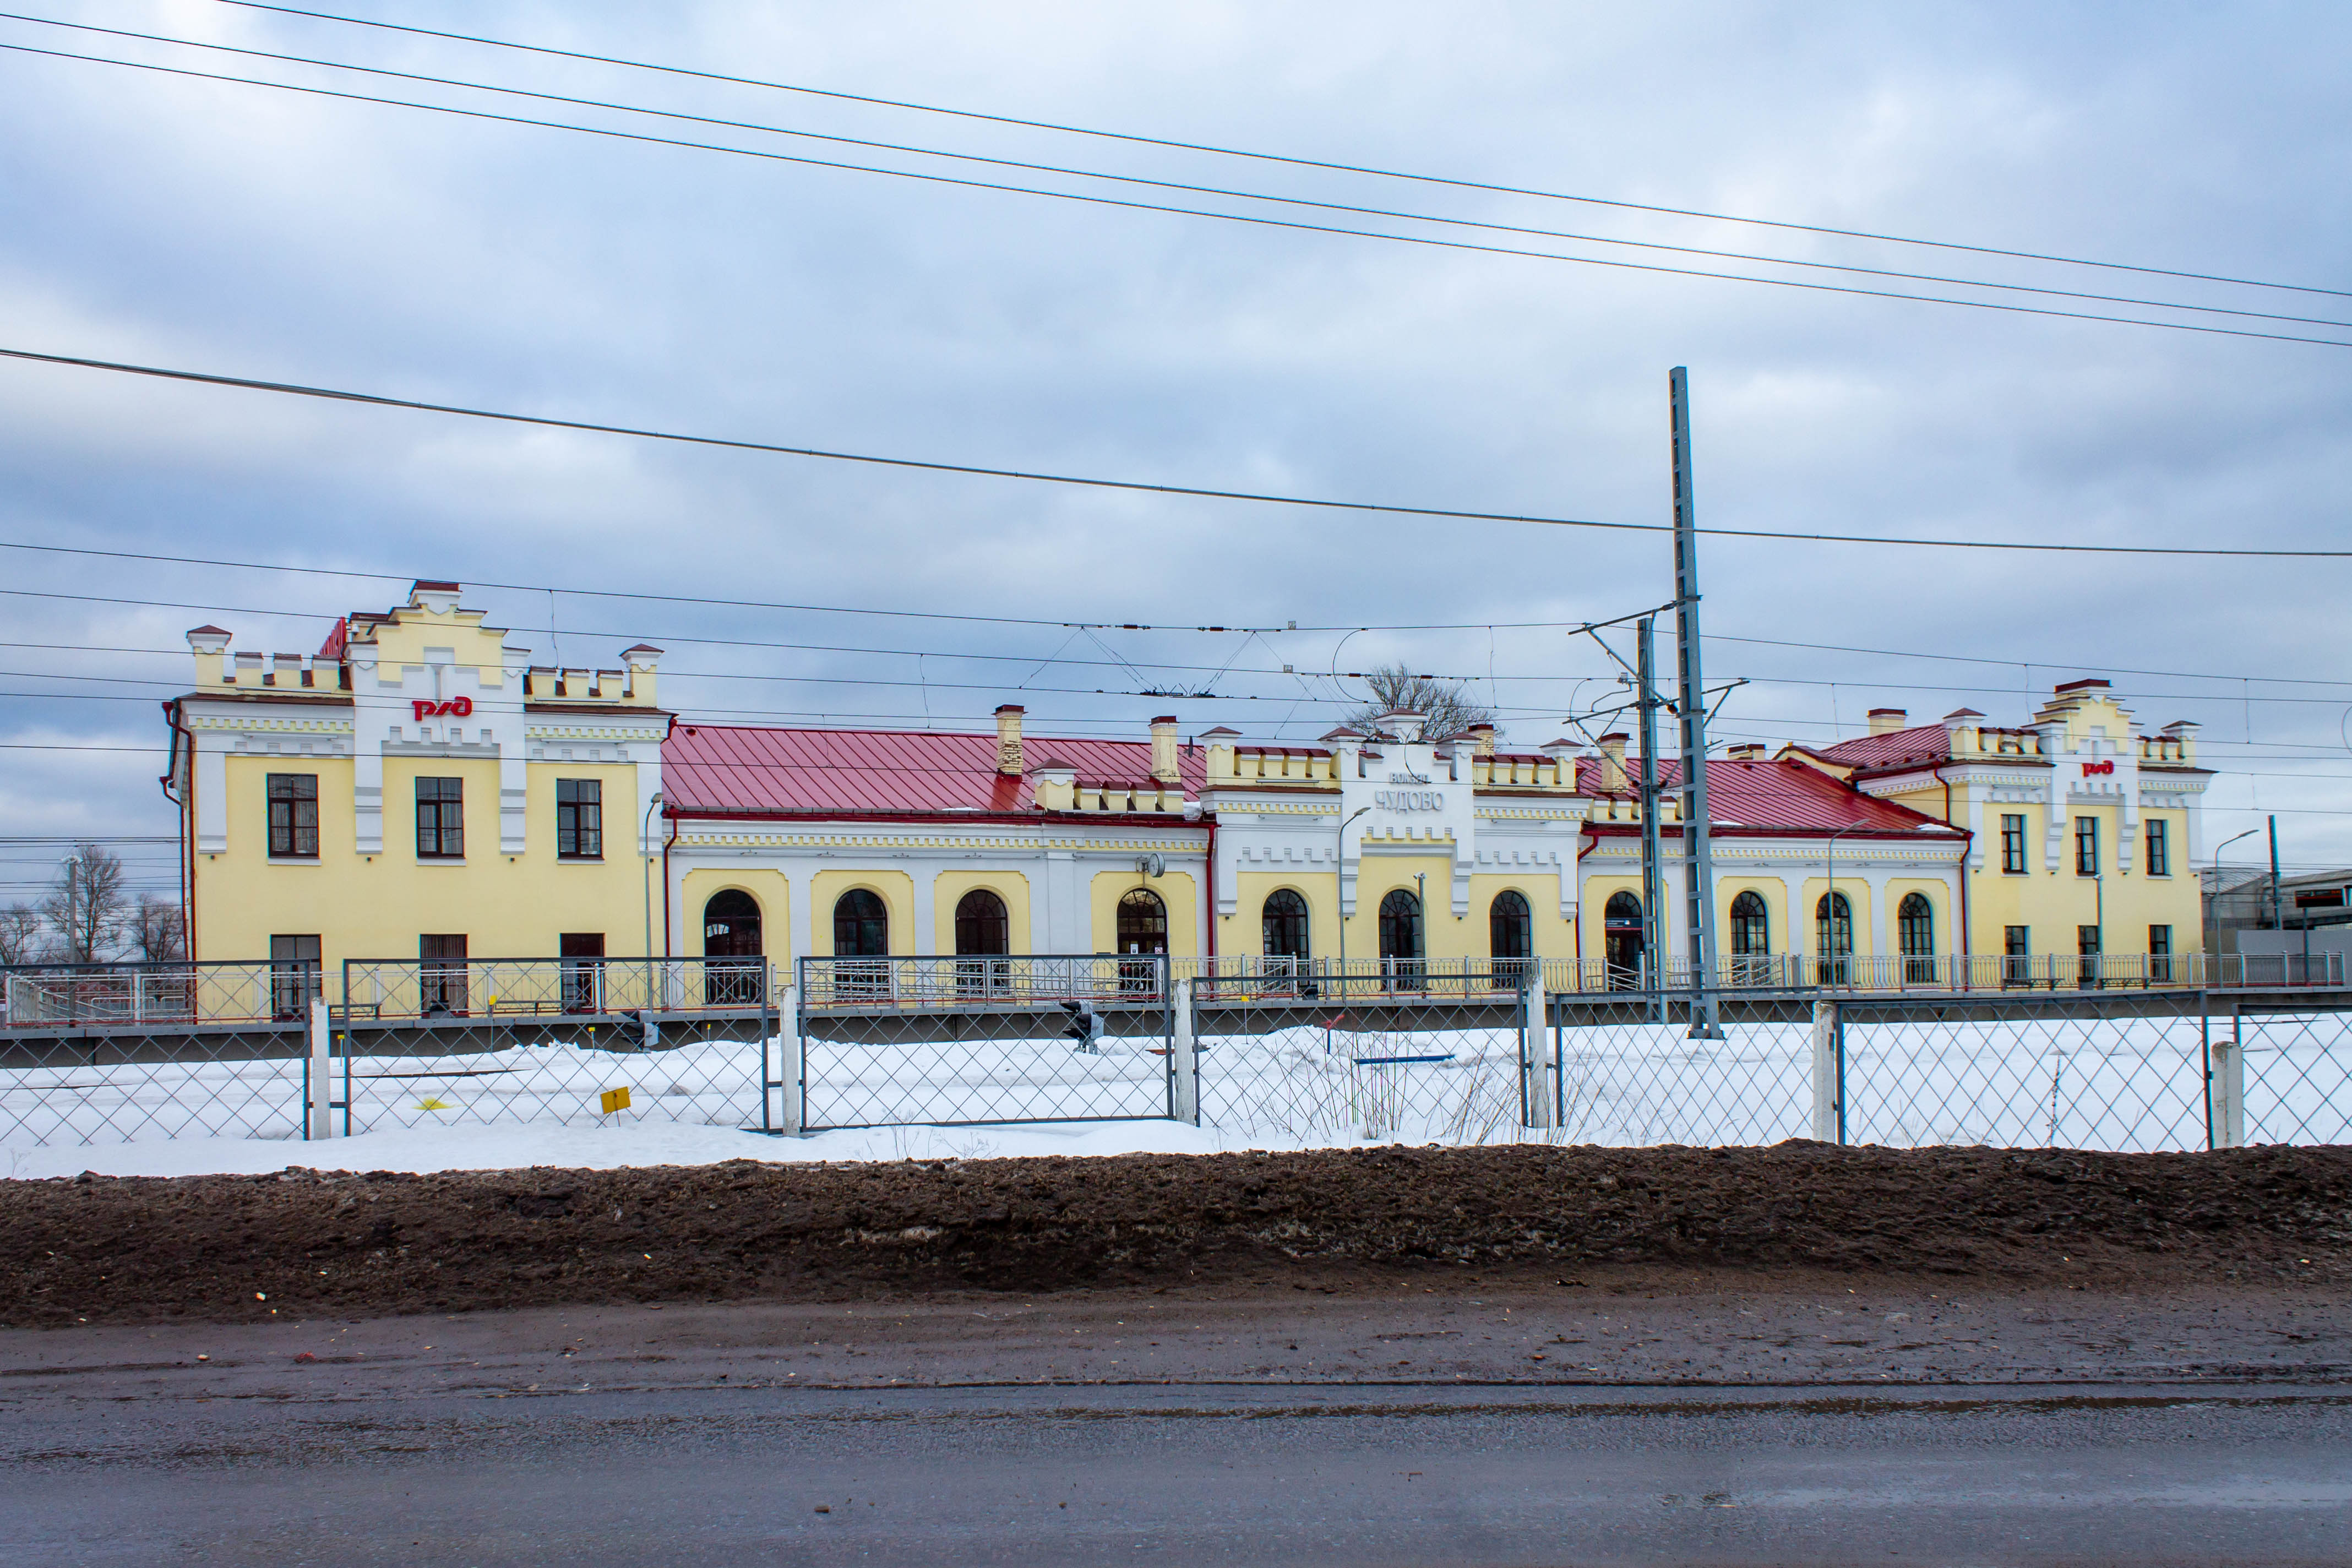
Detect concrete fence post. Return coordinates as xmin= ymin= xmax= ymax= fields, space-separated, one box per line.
xmin=1170 ymin=978 xmax=1200 ymax=1126
xmin=2209 ymin=1007 xmax=2245 ymax=1150
xmin=774 ymin=984 xmax=805 ymax=1137
xmin=1810 ymin=999 xmax=1842 ymax=1144
xmin=1520 ymin=986 xmax=1554 ymax=1130
xmin=306 ymin=994 xmax=335 ymax=1141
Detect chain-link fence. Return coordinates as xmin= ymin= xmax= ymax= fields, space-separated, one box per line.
xmin=793 ymin=956 xmax=1174 ymax=1130
xmin=1189 ymin=972 xmax=1542 ymax=1145
xmin=333 ymin=959 xmax=776 ymax=1137
xmin=8 ymin=955 xmax=2349 ymax=1155
xmin=1548 ymin=994 xmax=1819 ymax=1148
xmin=0 ymin=961 xmax=315 ymax=1151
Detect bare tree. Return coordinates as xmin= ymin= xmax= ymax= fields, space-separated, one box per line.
xmin=129 ymin=895 xmax=188 ymax=962
xmin=0 ymin=902 xmax=42 ymax=966
xmin=1344 ymin=664 xmax=1498 ymax=745
xmin=40 ymin=843 xmax=128 ymax=963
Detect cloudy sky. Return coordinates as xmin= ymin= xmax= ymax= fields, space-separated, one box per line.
xmin=1 ymin=0 xmax=2348 ymax=901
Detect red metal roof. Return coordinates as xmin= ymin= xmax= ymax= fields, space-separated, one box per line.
xmin=1576 ymin=755 xmax=1958 ymax=835
xmin=1806 ymin=724 xmax=1957 ymax=771
xmin=663 ymin=724 xmax=1206 ymax=816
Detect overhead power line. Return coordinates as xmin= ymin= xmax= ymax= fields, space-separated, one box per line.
xmin=210 ymin=0 xmax=2352 ymax=302
xmin=5 ymin=14 xmax=2344 ymax=334
xmin=5 ymin=347 xmax=2350 ymax=559
xmin=4 ymin=557 xmax=2350 ymax=692
xmin=4 ymin=41 xmax=2345 ymax=350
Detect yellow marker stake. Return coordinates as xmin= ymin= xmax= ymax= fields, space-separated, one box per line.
xmin=600 ymin=1087 xmax=632 ymax=1115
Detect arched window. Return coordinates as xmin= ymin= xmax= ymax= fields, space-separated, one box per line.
xmin=1728 ymin=890 xmax=1770 ymax=986
xmin=1117 ymin=888 xmax=1167 ymax=955
xmin=1899 ymin=891 xmax=1935 ymax=983
xmin=954 ymin=889 xmax=1009 ymax=956
xmin=1815 ymin=891 xmax=1854 ymax=986
xmin=1604 ymin=889 xmax=1645 ymax=990
xmin=1489 ymin=889 xmax=1532 ymax=981
xmin=1378 ymin=889 xmax=1423 ymax=988
xmin=704 ymin=890 xmax=762 ymax=956
xmin=1262 ymin=889 xmax=1310 ymax=967
xmin=1729 ymin=891 xmax=1770 ymax=954
xmin=953 ymin=888 xmax=1010 ymax=995
xmin=832 ymin=889 xmax=889 ymax=957
xmin=1116 ymin=888 xmax=1168 ymax=995
xmin=703 ymin=890 xmax=762 ymax=1004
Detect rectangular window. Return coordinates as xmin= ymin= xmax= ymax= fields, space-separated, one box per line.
xmin=269 ymin=933 xmax=320 ymax=1019
xmin=2145 ymin=818 xmax=2170 ymax=877
xmin=556 ymin=778 xmax=603 ymax=859
xmin=2078 ymin=924 xmax=2101 ymax=955
xmin=2002 ymin=924 xmax=2030 ymax=987
xmin=267 ymin=773 xmax=319 ymax=858
xmin=416 ymin=776 xmax=464 ymax=858
xmin=2150 ymin=923 xmax=2173 ymax=982
xmin=2075 ymin=816 xmax=2099 ymax=877
xmin=420 ymin=932 xmax=467 ymax=1015
xmin=2001 ymin=813 xmax=2027 ymax=874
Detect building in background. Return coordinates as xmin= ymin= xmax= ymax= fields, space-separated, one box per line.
xmin=1784 ymin=679 xmax=2209 ymax=969
xmin=159 ymin=586 xmax=2208 ymax=984
xmin=164 ymin=582 xmax=668 ymax=978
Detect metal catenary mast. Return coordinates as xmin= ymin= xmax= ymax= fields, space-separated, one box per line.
xmin=1669 ymin=367 xmax=1723 ymax=1038
xmin=1635 ymin=615 xmax=1667 ymax=1023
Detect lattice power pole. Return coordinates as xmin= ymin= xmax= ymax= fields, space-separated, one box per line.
xmin=1670 ymin=367 xmax=1723 ymax=1039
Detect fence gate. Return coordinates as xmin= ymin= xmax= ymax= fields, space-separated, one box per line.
xmin=793 ymin=956 xmax=1174 ymax=1130
xmin=333 ymin=959 xmax=776 ymax=1136
xmin=1187 ymin=971 xmax=1538 ymax=1144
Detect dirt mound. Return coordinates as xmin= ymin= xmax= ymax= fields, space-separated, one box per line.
xmin=5 ymin=1142 xmax=2348 ymax=1327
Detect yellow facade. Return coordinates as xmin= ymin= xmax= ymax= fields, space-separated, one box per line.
xmin=1826 ymin=688 xmax=2207 ymax=960
xmin=1090 ymin=869 xmax=1202 ymax=957
xmin=171 ymin=583 xmax=669 ymax=972
xmin=933 ymin=871 xmax=1035 ymax=956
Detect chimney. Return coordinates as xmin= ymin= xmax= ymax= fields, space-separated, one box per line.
xmin=1597 ymin=732 xmax=1629 ymax=793
xmin=1867 ymin=707 xmax=1907 ymax=737
xmin=1727 ymin=743 xmax=1765 ymax=761
xmin=1148 ymin=715 xmax=1181 ymax=783
xmin=1465 ymin=722 xmax=1496 ymax=756
xmin=994 ymin=704 xmax=1025 ymax=776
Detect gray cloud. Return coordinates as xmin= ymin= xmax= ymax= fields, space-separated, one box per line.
xmin=0 ymin=0 xmax=2346 ymax=873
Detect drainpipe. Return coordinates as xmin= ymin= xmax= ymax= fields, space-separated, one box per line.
xmin=660 ymin=812 xmax=676 ymax=960
xmin=160 ymin=699 xmax=194 ymax=960
xmin=1203 ymin=810 xmax=1217 ymax=962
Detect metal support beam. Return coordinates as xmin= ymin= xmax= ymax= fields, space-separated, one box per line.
xmin=1670 ymin=366 xmax=1722 ymax=1039
xmin=1636 ymin=616 xmax=1666 ymax=1023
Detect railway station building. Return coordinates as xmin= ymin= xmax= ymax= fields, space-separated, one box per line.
xmin=163 ymin=584 xmax=2207 ymax=986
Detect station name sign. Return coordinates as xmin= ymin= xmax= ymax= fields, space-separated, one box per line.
xmin=412 ymin=696 xmax=474 ymax=721
xmin=1374 ymin=788 xmax=1445 ymax=813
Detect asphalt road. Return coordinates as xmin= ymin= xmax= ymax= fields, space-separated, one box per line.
xmin=5 ymin=1286 xmax=2348 ymax=1565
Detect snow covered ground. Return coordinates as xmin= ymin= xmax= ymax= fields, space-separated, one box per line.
xmin=5 ymin=1009 xmax=2345 ymax=1176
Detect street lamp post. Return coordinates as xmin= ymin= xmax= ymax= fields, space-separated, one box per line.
xmin=1822 ymin=825 xmax=1860 ymax=988
xmin=1335 ymin=805 xmax=1371 ymax=981
xmin=2211 ymin=826 xmax=2260 ymax=983
xmin=641 ymin=792 xmax=665 ymax=997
